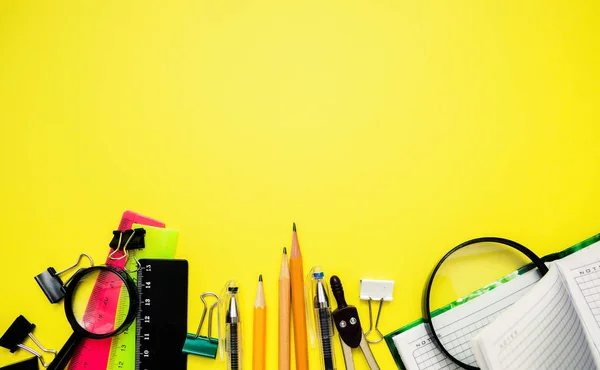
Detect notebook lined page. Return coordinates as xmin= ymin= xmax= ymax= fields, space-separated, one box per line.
xmin=573 ymin=264 xmax=600 ymax=325
xmin=557 ymin=241 xmax=600 ymax=354
xmin=391 ymin=269 xmax=540 ymax=370
xmin=473 ymin=265 xmax=596 ymax=370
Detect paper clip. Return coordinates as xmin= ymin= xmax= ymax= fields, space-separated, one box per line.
xmin=182 ymin=292 xmax=220 ymax=359
xmin=0 ymin=357 xmax=39 ymax=370
xmin=34 ymin=253 xmax=93 ymax=303
xmin=359 ymin=279 xmax=395 ymax=344
xmin=108 ymin=228 xmax=146 ymax=272
xmin=0 ymin=315 xmax=56 ymax=368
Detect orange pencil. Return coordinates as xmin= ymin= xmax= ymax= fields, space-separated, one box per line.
xmin=279 ymin=247 xmax=291 ymax=370
xmin=290 ymin=222 xmax=309 ymax=370
xmin=253 ymin=275 xmax=266 ymax=370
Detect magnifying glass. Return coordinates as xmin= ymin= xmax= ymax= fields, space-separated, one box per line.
xmin=47 ymin=266 xmax=138 ymax=370
xmin=422 ymin=237 xmax=548 ymax=370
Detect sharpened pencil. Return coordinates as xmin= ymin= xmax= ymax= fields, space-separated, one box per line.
xmin=290 ymin=223 xmax=309 ymax=370
xmin=253 ymin=275 xmax=266 ymax=370
xmin=279 ymin=248 xmax=291 ymax=370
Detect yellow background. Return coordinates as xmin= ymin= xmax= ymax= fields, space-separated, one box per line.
xmin=1 ymin=0 xmax=599 ymax=369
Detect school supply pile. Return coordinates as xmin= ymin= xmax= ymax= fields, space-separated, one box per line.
xmin=5 ymin=208 xmax=600 ymax=370
xmin=0 ymin=212 xmax=393 ymax=370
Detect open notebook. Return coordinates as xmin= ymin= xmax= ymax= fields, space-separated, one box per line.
xmin=473 ymin=240 xmax=600 ymax=369
xmin=385 ymin=234 xmax=600 ymax=370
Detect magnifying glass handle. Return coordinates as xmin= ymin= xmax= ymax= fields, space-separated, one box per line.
xmin=47 ymin=332 xmax=83 ymax=370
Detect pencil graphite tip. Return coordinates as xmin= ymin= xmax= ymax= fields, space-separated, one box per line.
xmin=255 ymin=274 xmax=266 ymax=308
xmin=293 ymin=222 xmax=296 ymax=232
xmin=283 ymin=247 xmax=287 ymax=254
xmin=291 ymin=223 xmax=301 ymax=258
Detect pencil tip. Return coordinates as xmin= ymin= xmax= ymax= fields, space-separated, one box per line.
xmin=283 ymin=247 xmax=287 ymax=254
xmin=293 ymin=222 xmax=296 ymax=232
xmin=259 ymin=274 xmax=262 ymax=282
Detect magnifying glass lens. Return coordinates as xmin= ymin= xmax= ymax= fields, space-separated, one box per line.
xmin=47 ymin=267 xmax=137 ymax=370
xmin=69 ymin=269 xmax=131 ymax=335
xmin=429 ymin=242 xmax=531 ymax=364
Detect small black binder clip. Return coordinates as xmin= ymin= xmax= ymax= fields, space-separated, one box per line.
xmin=0 ymin=357 xmax=39 ymax=370
xmin=109 ymin=228 xmax=146 ymax=272
xmin=0 ymin=316 xmax=56 ymax=367
xmin=109 ymin=228 xmax=146 ymax=251
xmin=34 ymin=253 xmax=93 ymax=303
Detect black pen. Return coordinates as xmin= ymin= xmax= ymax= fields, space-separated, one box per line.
xmin=309 ymin=268 xmax=336 ymax=370
xmin=226 ymin=284 xmax=241 ymax=370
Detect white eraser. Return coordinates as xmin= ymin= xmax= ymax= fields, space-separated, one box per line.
xmin=360 ymin=279 xmax=394 ymax=301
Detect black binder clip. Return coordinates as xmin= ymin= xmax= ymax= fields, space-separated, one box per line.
xmin=34 ymin=253 xmax=93 ymax=303
xmin=0 ymin=357 xmax=39 ymax=370
xmin=0 ymin=316 xmax=56 ymax=367
xmin=109 ymin=228 xmax=146 ymax=251
xmin=108 ymin=228 xmax=146 ymax=272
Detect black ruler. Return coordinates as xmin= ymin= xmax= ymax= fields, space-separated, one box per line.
xmin=135 ymin=259 xmax=188 ymax=370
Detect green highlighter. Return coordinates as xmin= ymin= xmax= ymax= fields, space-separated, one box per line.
xmin=183 ymin=292 xmax=220 ymax=359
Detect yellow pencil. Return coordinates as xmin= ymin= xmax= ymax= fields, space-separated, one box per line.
xmin=290 ymin=223 xmax=309 ymax=370
xmin=279 ymin=247 xmax=291 ymax=370
xmin=253 ymin=274 xmax=266 ymax=370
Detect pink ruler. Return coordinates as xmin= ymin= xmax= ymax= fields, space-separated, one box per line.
xmin=67 ymin=211 xmax=165 ymax=370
